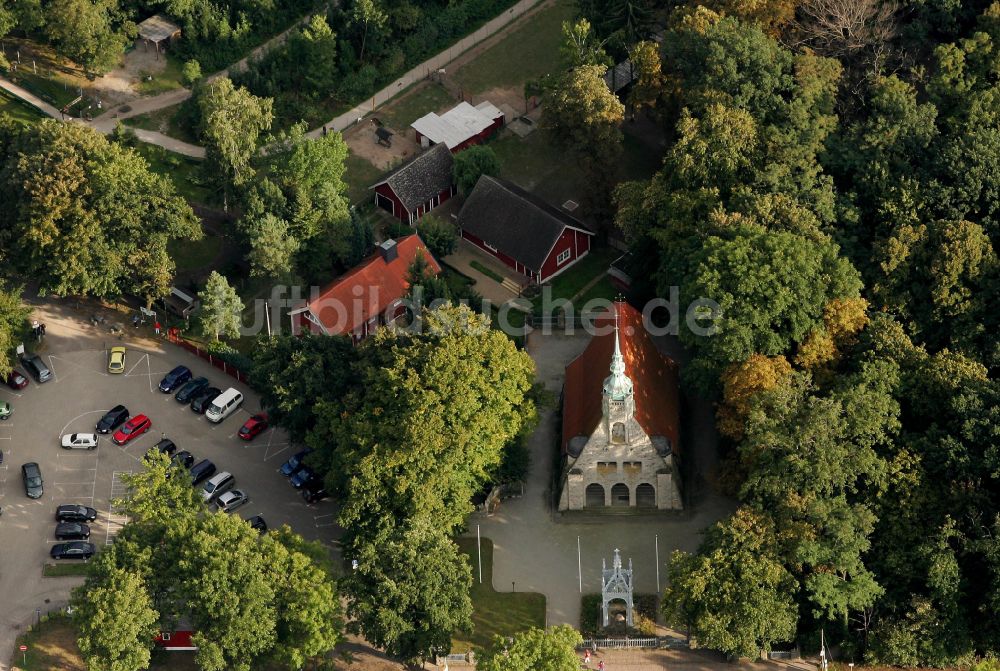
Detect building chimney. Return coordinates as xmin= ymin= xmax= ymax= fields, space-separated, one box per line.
xmin=379 ymin=239 xmax=398 ymax=263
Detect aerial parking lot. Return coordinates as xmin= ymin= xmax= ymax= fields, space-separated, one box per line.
xmin=0 ymin=340 xmax=339 ymax=643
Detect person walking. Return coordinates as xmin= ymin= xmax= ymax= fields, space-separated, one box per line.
xmin=154 ymin=321 xmax=161 ymax=336
xmin=583 ymin=649 xmax=591 ymax=665
xmin=598 ymin=661 xmax=605 ymax=671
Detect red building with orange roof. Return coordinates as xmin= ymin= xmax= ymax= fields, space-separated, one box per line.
xmin=288 ymin=235 xmax=440 ymax=343
xmin=558 ymin=302 xmax=683 ymax=511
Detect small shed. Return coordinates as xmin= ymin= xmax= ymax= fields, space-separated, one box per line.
xmin=138 ymin=14 xmax=181 ymax=55
xmin=411 ymin=101 xmax=505 ymax=152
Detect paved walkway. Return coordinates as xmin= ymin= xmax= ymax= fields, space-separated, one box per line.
xmin=445 ymin=241 xmax=525 ymax=308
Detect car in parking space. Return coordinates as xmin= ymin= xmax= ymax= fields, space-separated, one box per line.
xmin=107 ymin=346 xmax=126 ymax=374
xmin=189 ymin=459 xmax=216 ymax=486
xmin=238 ymin=413 xmax=268 ymax=441
xmin=216 ymin=489 xmax=249 ymax=513
xmin=171 ymin=450 xmax=195 ymax=469
xmin=50 ymin=542 xmax=96 ymax=560
xmin=22 ymin=462 xmax=43 ymax=498
xmin=61 ymin=433 xmax=99 ymax=450
xmin=0 ymin=401 xmax=11 ymax=420
xmin=147 ymin=438 xmax=176 ymax=458
xmin=246 ymin=515 xmax=267 ymax=534
xmin=280 ymin=449 xmax=313 ymax=477
xmin=200 ymin=471 xmax=235 ymax=503
xmin=112 ymin=414 xmax=151 ymax=445
xmin=56 ymin=504 xmax=98 ymax=522
xmin=175 ymin=376 xmax=209 ymax=403
xmin=159 ymin=365 xmax=192 ymax=393
xmin=301 ymin=480 xmax=329 ymax=504
xmin=21 ymin=354 xmax=52 ymax=383
xmin=190 ymin=387 xmax=222 ymax=414
xmin=96 ymin=405 xmax=129 ymax=434
xmin=289 ymin=466 xmax=318 ymax=489
xmin=4 ymin=369 xmax=28 ymax=390
xmin=55 ymin=522 xmax=91 ymax=540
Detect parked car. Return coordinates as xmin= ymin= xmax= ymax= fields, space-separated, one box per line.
xmin=158 ymin=365 xmax=192 ymax=393
xmin=190 ymin=387 xmax=222 ymax=414
xmin=238 ymin=413 xmax=268 ymax=441
xmin=0 ymin=401 xmax=11 ymax=420
xmin=22 ymin=462 xmax=43 ymax=498
xmin=61 ymin=433 xmax=99 ymax=450
xmin=290 ymin=466 xmax=318 ymax=489
xmin=301 ymin=480 xmax=329 ymax=504
xmin=216 ymin=489 xmax=249 ymax=513
xmin=107 ymin=346 xmax=126 ymax=374
xmin=112 ymin=414 xmax=151 ymax=445
xmin=4 ymin=369 xmax=28 ymax=390
xmin=56 ymin=504 xmax=98 ymax=522
xmin=280 ymin=449 xmax=313 ymax=477
xmin=189 ymin=459 xmax=216 ymax=486
xmin=246 ymin=515 xmax=267 ymax=534
xmin=200 ymin=471 xmax=235 ymax=502
xmin=171 ymin=450 xmax=195 ymax=469
xmin=55 ymin=522 xmax=91 ymax=540
xmin=21 ymin=354 xmax=51 ymax=383
xmin=96 ymin=405 xmax=129 ymax=434
xmin=205 ymin=387 xmax=243 ymax=423
xmin=50 ymin=542 xmax=96 ymax=560
xmin=175 ymin=376 xmax=209 ymax=404
xmin=147 ymin=438 xmax=176 ymax=457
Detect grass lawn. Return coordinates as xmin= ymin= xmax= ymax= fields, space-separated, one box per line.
xmin=453 ymin=537 xmax=545 ymax=653
xmin=169 ymin=232 xmax=223 ymax=273
xmin=471 ymin=260 xmax=504 ymax=283
xmin=126 ymin=102 xmax=199 ymax=144
xmin=135 ymin=55 xmax=185 ymax=96
xmin=545 ymin=247 xmax=617 ymax=304
xmin=491 ymin=129 xmax=588 ymax=207
xmin=0 ymin=89 xmax=45 ymax=124
xmin=377 ymin=82 xmax=455 ymax=130
xmin=453 ymin=0 xmax=575 ymax=95
xmin=42 ymin=563 xmax=91 ymax=577
xmin=130 ymin=141 xmax=213 ymax=204
xmin=344 ymin=151 xmax=384 ymax=205
xmin=2 ymin=38 xmax=92 ymax=110
xmin=620 ymin=131 xmax=664 ymax=182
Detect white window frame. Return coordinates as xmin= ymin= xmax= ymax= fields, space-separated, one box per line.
xmin=556 ymin=249 xmax=571 ymax=266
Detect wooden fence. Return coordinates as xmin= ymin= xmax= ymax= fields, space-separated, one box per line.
xmin=166 ymin=331 xmax=250 ymax=385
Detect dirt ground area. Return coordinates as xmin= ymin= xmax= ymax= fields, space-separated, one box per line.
xmin=343 ymin=119 xmax=421 ymax=171
xmin=91 ymin=40 xmax=171 ymax=106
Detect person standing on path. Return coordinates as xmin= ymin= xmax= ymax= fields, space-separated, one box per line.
xmin=154 ymin=321 xmax=161 ymax=336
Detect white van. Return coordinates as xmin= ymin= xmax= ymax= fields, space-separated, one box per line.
xmin=205 ymin=387 xmax=244 ymax=423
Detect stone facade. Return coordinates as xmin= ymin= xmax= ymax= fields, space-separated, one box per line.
xmin=559 ymin=323 xmax=682 ymax=511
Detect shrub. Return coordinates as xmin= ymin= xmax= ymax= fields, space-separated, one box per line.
xmin=416 ymin=214 xmax=458 ymax=258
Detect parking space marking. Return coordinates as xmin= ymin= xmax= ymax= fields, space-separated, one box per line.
xmin=46 ymin=354 xmax=59 ymax=383
xmin=58 ymin=409 xmax=106 ymax=442
xmin=106 ymin=471 xmax=132 ymax=545
xmin=314 ymin=513 xmax=337 ymax=528
xmin=263 ymin=441 xmax=292 ymax=461
xmin=124 ymin=353 xmax=149 ymax=379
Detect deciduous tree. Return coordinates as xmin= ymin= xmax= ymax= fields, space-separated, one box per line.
xmin=452 ymin=145 xmax=500 ymax=194
xmin=72 ymin=566 xmax=159 ymax=671
xmin=199 ymin=271 xmax=244 ymax=340
xmin=477 ymin=625 xmax=583 ymax=671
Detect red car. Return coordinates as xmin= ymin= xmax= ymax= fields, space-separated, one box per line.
xmin=112 ymin=414 xmax=152 ymax=445
xmin=5 ymin=369 xmax=28 ymax=390
xmin=238 ymin=413 xmax=269 ymax=441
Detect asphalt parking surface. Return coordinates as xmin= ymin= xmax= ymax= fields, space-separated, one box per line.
xmin=0 ymin=343 xmax=339 ymax=667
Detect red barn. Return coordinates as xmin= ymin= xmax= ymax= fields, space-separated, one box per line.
xmin=458 ymin=176 xmax=594 ymax=284
xmin=288 ymin=235 xmax=441 ymax=343
xmin=411 ymin=100 xmax=505 ymax=152
xmin=370 ymin=143 xmax=455 ymax=225
xmin=154 ymin=630 xmax=196 ymax=651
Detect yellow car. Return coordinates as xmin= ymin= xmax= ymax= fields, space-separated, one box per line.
xmin=108 ymin=346 xmax=126 ymax=374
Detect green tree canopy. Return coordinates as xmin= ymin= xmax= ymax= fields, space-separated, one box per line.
xmin=477 ymin=625 xmax=583 ymax=671
xmin=452 ymin=145 xmax=501 ymax=194
xmin=199 ymin=271 xmax=244 ymax=340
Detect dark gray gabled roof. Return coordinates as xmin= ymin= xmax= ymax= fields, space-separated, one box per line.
xmin=458 ymin=176 xmax=593 ymax=272
xmin=370 ymin=144 xmax=454 ymax=212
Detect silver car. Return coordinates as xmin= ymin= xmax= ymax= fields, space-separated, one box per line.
xmin=61 ymin=433 xmax=99 ymax=450
xmin=200 ymin=471 xmax=234 ymax=503
xmin=216 ymin=489 xmax=249 ymax=513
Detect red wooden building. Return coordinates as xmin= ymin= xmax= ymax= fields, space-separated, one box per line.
xmin=370 ymin=144 xmax=455 ymax=225
xmin=288 ymin=235 xmax=441 ymax=342
xmin=154 ymin=630 xmax=197 ymax=651
xmin=411 ymin=100 xmax=505 ymax=152
xmin=458 ymin=176 xmax=594 ymax=284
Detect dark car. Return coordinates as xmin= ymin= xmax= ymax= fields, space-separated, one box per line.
xmin=175 ymin=376 xmax=209 ymax=403
xmin=158 ymin=365 xmax=192 ymax=393
xmin=246 ymin=515 xmax=268 ymax=534
xmin=290 ymin=466 xmax=318 ymax=489
xmin=55 ymin=522 xmax=91 ymax=540
xmin=171 ymin=450 xmax=195 ymax=469
xmin=301 ymin=480 xmax=329 ymax=504
xmin=238 ymin=413 xmax=269 ymax=441
xmin=189 ymin=459 xmax=216 ymax=486
xmin=280 ymin=449 xmax=313 ymax=477
xmin=96 ymin=405 xmax=129 ymax=434
xmin=22 ymin=462 xmax=43 ymax=498
xmin=50 ymin=542 xmax=96 ymax=560
xmin=56 ymin=504 xmax=98 ymax=522
xmin=21 ymin=354 xmax=52 ymax=383
xmin=147 ymin=438 xmax=176 ymax=458
xmin=5 ymin=369 xmax=28 ymax=390
xmin=190 ymin=387 xmax=222 ymax=414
